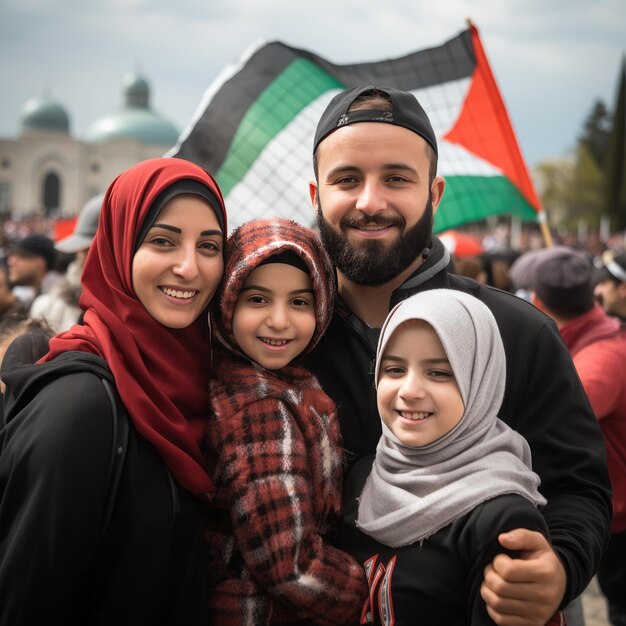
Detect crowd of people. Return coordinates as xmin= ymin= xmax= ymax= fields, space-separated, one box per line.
xmin=0 ymin=85 xmax=623 ymax=626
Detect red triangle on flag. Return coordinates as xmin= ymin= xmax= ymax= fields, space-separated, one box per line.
xmin=442 ymin=23 xmax=541 ymax=212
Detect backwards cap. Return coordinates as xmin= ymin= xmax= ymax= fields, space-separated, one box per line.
xmin=313 ymin=85 xmax=438 ymax=155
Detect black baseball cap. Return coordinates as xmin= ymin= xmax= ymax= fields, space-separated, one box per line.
xmin=313 ymin=85 xmax=438 ymax=155
xmin=12 ymin=234 xmax=57 ymax=270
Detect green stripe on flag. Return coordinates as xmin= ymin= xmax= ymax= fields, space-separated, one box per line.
xmin=434 ymin=175 xmax=538 ymax=232
xmin=216 ymin=59 xmax=344 ymax=196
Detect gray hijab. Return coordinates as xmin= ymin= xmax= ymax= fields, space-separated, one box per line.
xmin=357 ymin=289 xmax=546 ymax=548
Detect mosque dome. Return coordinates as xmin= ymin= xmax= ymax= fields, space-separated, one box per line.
xmin=85 ymin=71 xmax=179 ymax=146
xmin=21 ymin=94 xmax=70 ymax=134
xmin=86 ymin=108 xmax=180 ymax=146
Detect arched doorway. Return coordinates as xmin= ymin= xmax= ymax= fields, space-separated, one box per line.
xmin=42 ymin=171 xmax=61 ymax=214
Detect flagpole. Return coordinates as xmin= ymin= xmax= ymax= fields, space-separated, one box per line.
xmin=537 ymin=210 xmax=554 ymax=247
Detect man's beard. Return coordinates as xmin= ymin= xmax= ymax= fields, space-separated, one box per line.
xmin=316 ymin=198 xmax=433 ymax=287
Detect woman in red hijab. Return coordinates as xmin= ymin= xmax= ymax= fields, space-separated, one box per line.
xmin=0 ymin=158 xmax=227 ymax=626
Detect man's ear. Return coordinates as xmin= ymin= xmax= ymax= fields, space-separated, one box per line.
xmin=309 ymin=180 xmax=318 ymax=208
xmin=430 ymin=176 xmax=446 ymax=214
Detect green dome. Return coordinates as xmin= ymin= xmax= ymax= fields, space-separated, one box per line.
xmin=85 ymin=71 xmax=178 ymax=146
xmin=85 ymin=108 xmax=179 ymax=146
xmin=21 ymin=95 xmax=70 ymax=133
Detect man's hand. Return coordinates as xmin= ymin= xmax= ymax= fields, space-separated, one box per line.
xmin=480 ymin=529 xmax=567 ymax=626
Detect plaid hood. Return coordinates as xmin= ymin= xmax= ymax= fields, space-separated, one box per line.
xmin=212 ymin=218 xmax=335 ymax=362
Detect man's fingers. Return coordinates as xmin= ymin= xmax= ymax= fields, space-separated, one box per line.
xmin=482 ymin=567 xmax=536 ymax=601
xmin=497 ymin=528 xmax=550 ymax=553
xmin=482 ymin=582 xmax=546 ymax=626
xmin=489 ymin=553 xmax=544 ymax=585
xmin=490 ymin=552 xmax=554 ymax=582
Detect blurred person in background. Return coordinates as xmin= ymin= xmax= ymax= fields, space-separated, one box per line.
xmin=7 ymin=234 xmax=59 ymax=310
xmin=479 ymin=249 xmax=521 ymax=293
xmin=531 ymin=249 xmax=626 ymax=626
xmin=594 ymin=252 xmax=626 ymax=323
xmin=0 ymin=313 xmax=54 ymax=424
xmin=453 ymin=256 xmax=488 ymax=284
xmin=0 ymin=266 xmax=25 ymax=320
xmin=30 ymin=194 xmax=103 ymax=331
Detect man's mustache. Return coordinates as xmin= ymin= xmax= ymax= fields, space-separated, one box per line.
xmin=341 ymin=213 xmax=405 ymax=229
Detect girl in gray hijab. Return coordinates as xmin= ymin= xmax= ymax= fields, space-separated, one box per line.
xmin=340 ymin=289 xmax=554 ymax=626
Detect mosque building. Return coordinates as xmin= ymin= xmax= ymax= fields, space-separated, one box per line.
xmin=0 ymin=71 xmax=179 ymax=217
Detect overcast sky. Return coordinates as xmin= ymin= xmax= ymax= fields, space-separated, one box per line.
xmin=1 ymin=0 xmax=624 ymax=167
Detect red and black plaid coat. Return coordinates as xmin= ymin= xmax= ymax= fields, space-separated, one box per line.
xmin=205 ymin=219 xmax=367 ymax=624
xmin=206 ymin=357 xmax=366 ymax=624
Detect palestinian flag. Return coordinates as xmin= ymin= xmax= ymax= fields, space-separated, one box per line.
xmin=169 ymin=22 xmax=542 ymax=233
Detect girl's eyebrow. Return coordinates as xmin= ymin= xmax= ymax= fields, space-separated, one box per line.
xmin=240 ymin=285 xmax=314 ymax=296
xmin=150 ymin=223 xmax=223 ymax=237
xmin=240 ymin=285 xmax=271 ymax=293
xmin=382 ymin=354 xmax=450 ymax=365
xmin=381 ymin=354 xmax=404 ymax=363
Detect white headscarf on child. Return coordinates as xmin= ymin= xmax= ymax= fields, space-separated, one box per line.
xmin=357 ymin=289 xmax=546 ymax=548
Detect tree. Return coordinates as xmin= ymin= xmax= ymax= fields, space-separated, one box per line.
xmin=578 ymin=99 xmax=612 ymax=170
xmin=568 ymin=144 xmax=606 ymax=226
xmin=534 ymin=158 xmax=574 ymax=227
xmin=604 ymin=56 xmax=626 ymax=231
xmin=535 ymin=146 xmax=604 ymax=231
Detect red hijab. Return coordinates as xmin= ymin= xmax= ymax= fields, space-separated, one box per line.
xmin=40 ymin=158 xmax=227 ymax=497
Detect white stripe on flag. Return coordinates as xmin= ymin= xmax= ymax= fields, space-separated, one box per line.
xmin=224 ymin=92 xmax=334 ymax=230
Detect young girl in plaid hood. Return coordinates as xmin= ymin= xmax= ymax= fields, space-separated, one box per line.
xmin=205 ymin=218 xmax=367 ymax=625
